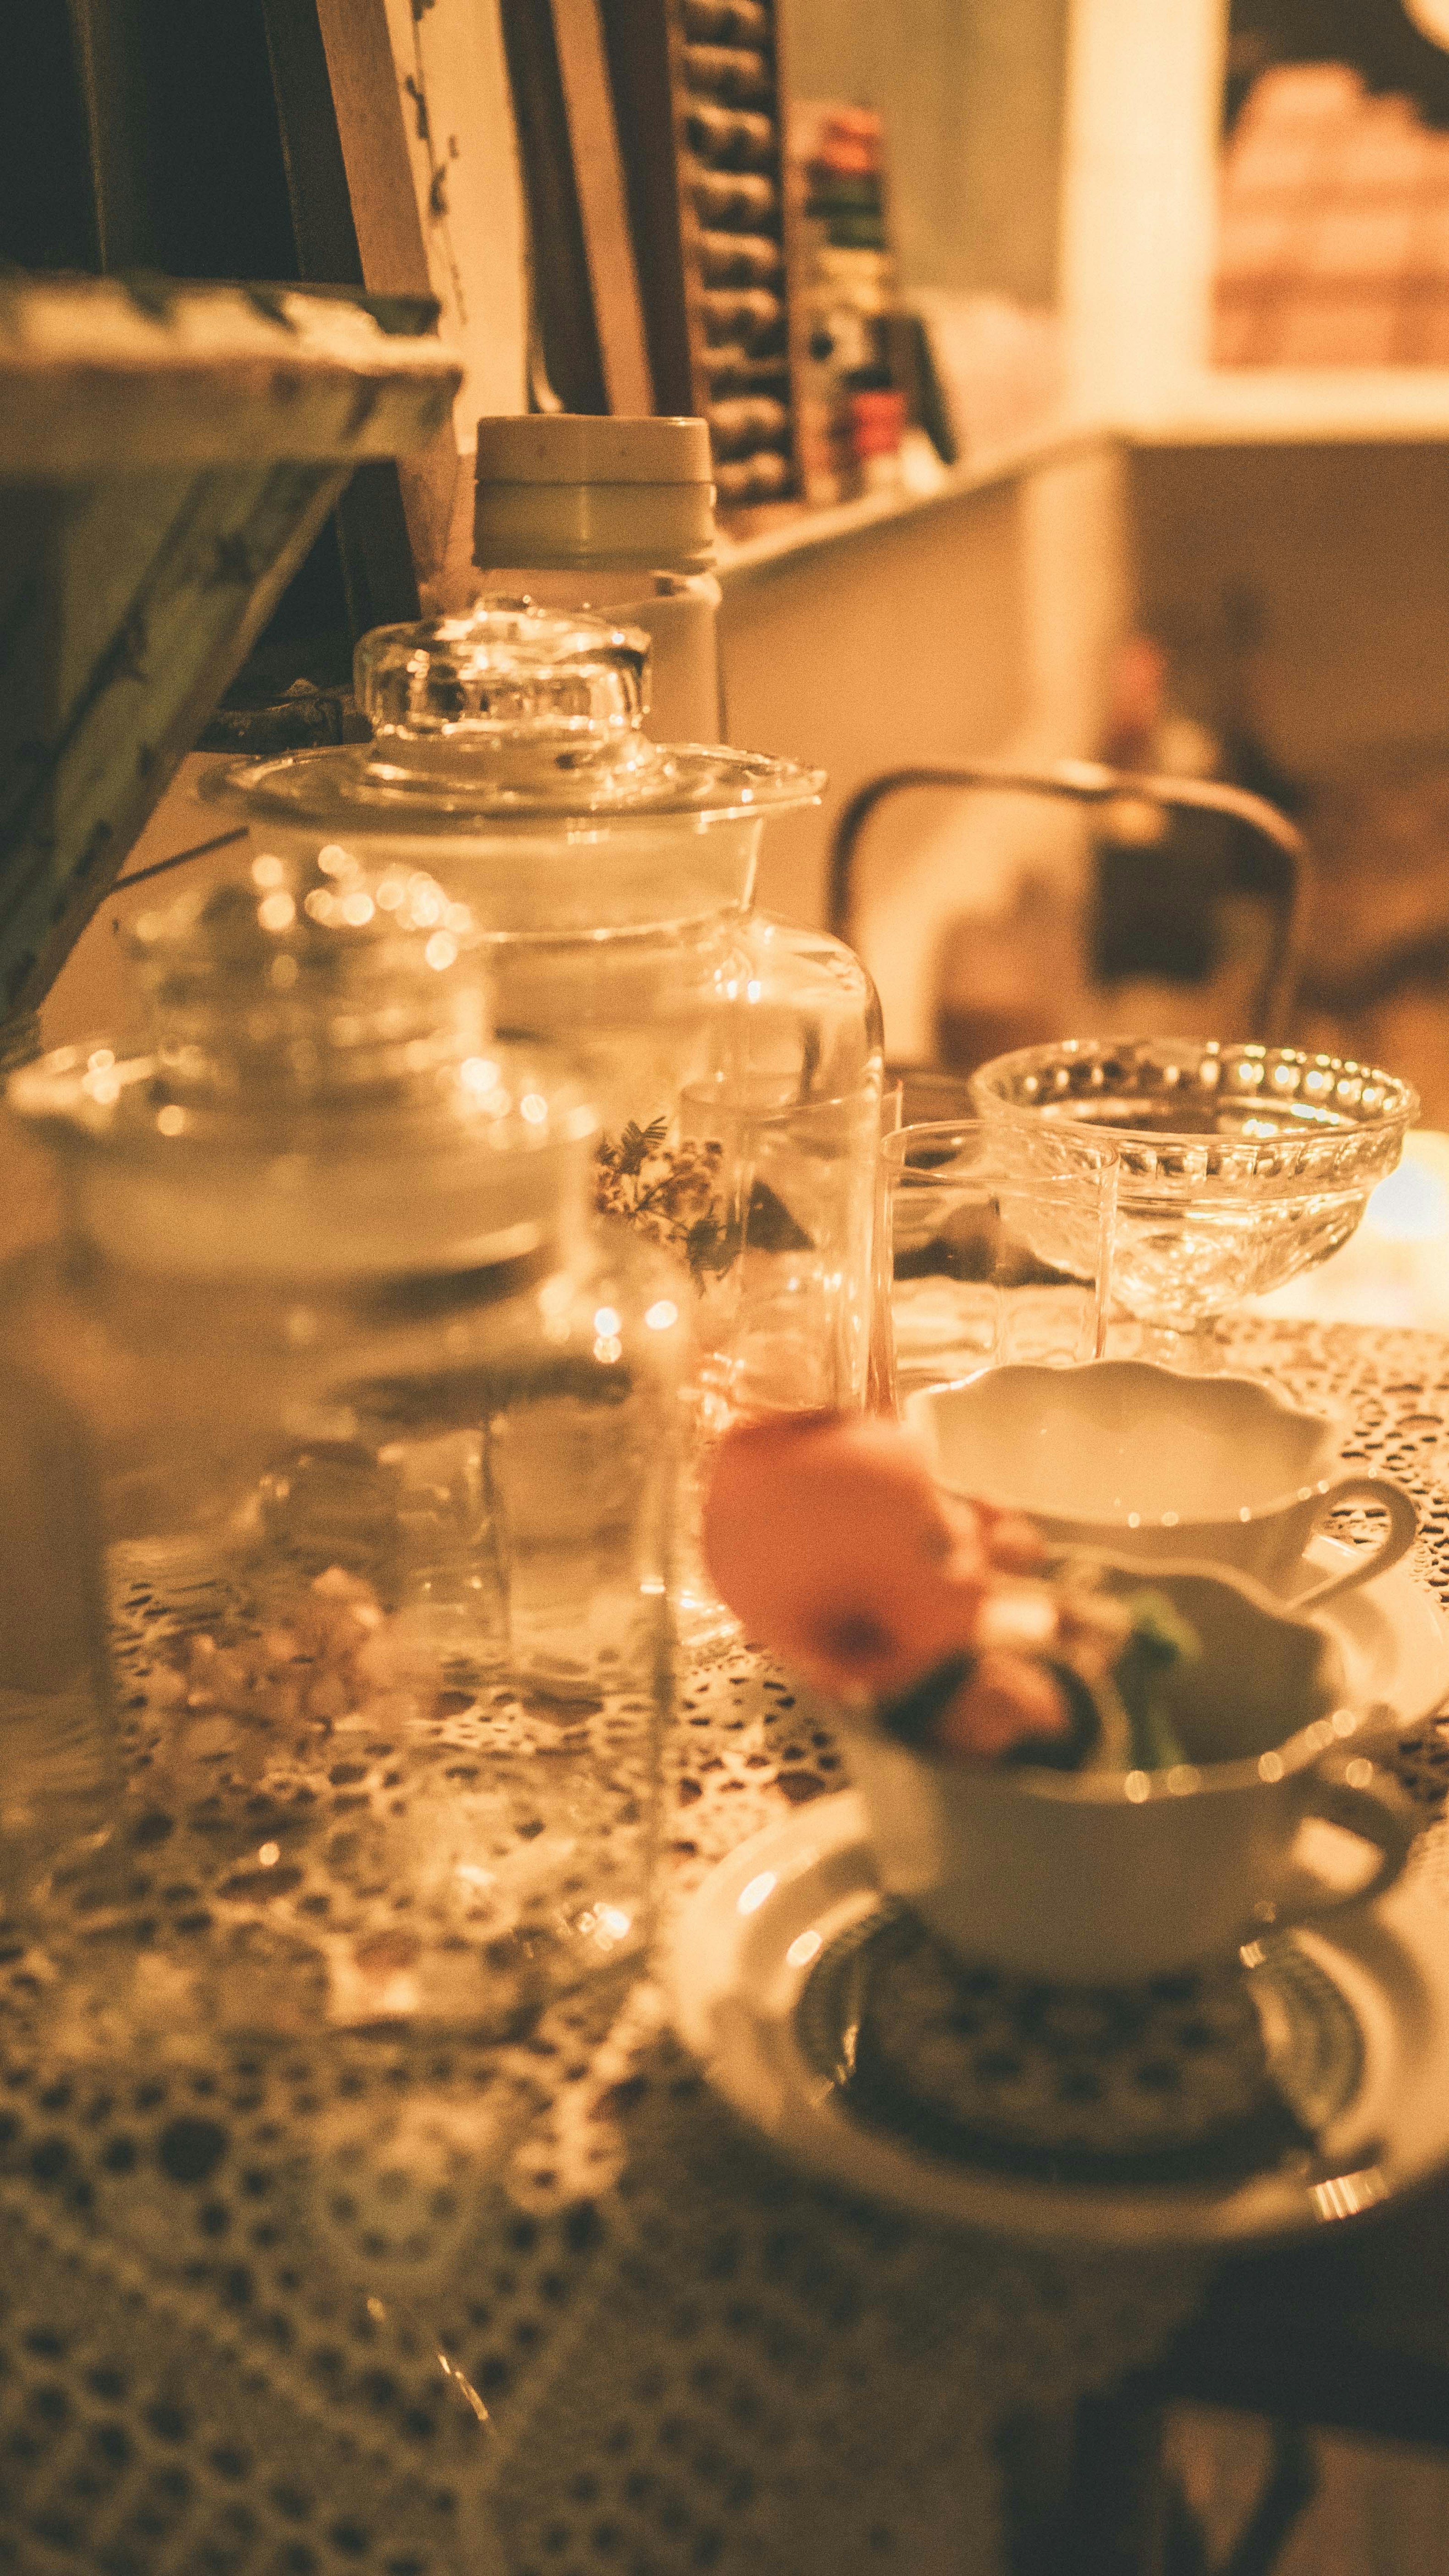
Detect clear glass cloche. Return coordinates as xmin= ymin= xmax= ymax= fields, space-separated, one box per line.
xmin=0 ymin=842 xmax=685 ymax=2040
xmin=212 ymin=602 xmax=885 ymax=1640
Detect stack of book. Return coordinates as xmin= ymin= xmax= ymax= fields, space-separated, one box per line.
xmin=788 ymin=102 xmax=906 ymax=504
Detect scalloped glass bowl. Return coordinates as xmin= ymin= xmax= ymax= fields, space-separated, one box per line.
xmin=969 ymin=1038 xmax=1418 ymax=1349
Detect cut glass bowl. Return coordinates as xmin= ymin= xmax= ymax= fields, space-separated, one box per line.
xmin=970 ymin=1038 xmax=1418 ymax=1348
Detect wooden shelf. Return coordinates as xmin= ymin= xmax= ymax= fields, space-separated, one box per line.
xmin=1128 ymin=370 xmax=1449 ymax=445
xmin=712 ymin=371 xmax=1449 ymax=588
xmin=715 ymin=420 xmax=1111 ymax=582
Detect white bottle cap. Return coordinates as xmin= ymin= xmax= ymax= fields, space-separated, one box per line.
xmin=474 ymin=414 xmax=716 ymax=573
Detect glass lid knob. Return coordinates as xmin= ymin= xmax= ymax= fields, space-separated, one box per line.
xmin=128 ymin=846 xmax=486 ymax=1121
xmin=354 ymin=599 xmax=662 ymax=793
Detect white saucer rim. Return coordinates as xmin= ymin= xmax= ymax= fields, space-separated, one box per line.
xmin=1294 ymin=1534 xmax=1449 ymax=1730
xmin=670 ymin=1791 xmax=1449 ymax=2250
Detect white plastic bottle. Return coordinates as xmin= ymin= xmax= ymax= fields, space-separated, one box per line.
xmin=472 ymin=412 xmax=726 ymax=743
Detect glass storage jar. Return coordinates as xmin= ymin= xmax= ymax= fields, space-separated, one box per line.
xmin=213 ymin=602 xmax=885 ymax=1637
xmin=0 ymin=845 xmax=685 ymax=2040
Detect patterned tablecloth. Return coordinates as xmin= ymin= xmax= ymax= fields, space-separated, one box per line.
xmin=3 ymin=1319 xmax=1449 ymax=2576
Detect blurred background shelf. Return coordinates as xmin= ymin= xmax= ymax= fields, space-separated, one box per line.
xmin=715 ymin=416 xmax=1106 ymax=579
xmin=1131 ymin=368 xmax=1449 ymax=441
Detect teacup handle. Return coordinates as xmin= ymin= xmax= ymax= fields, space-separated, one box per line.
xmin=1268 ymin=1752 xmax=1417 ymax=1933
xmin=1294 ymin=1474 xmax=1418 ymax=1607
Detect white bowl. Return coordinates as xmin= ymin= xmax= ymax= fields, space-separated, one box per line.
xmin=907 ymin=1359 xmax=1417 ymax=1610
xmin=838 ymin=1558 xmax=1413 ymax=1982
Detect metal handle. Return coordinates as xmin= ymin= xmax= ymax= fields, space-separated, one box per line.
xmin=826 ymin=756 xmax=1311 ymax=1044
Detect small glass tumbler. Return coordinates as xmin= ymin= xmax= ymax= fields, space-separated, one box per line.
xmin=878 ymin=1119 xmax=1118 ymax=1409
xmin=681 ymin=1072 xmax=880 ymax=1417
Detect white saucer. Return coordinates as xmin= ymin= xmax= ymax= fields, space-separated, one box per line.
xmin=670 ymin=1792 xmax=1449 ymax=2248
xmin=1290 ymin=1535 xmax=1449 ymax=1729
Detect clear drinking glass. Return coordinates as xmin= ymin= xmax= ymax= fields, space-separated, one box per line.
xmin=681 ymin=1072 xmax=881 ymax=1415
xmin=879 ymin=1119 xmax=1118 ymax=1409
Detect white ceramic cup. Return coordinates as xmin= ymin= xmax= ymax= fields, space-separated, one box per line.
xmin=908 ymin=1358 xmax=1417 ymax=1610
xmin=839 ymin=1561 xmax=1415 ymax=1983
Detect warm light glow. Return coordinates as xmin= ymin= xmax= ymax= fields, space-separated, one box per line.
xmin=520 ymin=1093 xmax=549 ymax=1125
xmin=156 ymin=1105 xmax=185 ymax=1137
xmin=737 ymin=1871 xmax=777 ymax=1914
xmin=786 ymin=1928 xmax=822 ymax=1968
xmin=340 ymin=890 xmax=375 ymax=928
xmin=375 ymin=876 xmax=406 ymax=911
xmin=460 ymin=1057 xmax=500 ymax=1095
xmin=87 ymin=1049 xmax=115 ymax=1072
xmin=257 ymin=891 xmax=296 ymax=933
xmin=425 ymin=932 xmax=458 ymax=971
xmin=258 ymin=1841 xmax=281 ymax=1867
xmin=593 ymin=1307 xmax=621 ymax=1338
xmin=645 ymin=1299 xmax=679 ymax=1332
xmin=444 ymin=902 xmax=473 ymax=935
xmin=251 ymin=854 xmax=285 ymax=888
xmin=437 ymin=2348 xmax=489 ymax=2421
xmin=1404 ymin=0 xmax=1449 ymax=47
xmin=318 ymin=843 xmax=354 ymax=876
xmin=1310 ymin=2167 xmax=1387 ymax=2221
xmin=1364 ymin=1153 xmax=1449 ymax=1245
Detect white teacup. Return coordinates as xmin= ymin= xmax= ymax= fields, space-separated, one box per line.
xmin=840 ymin=1560 xmax=1415 ymax=1984
xmin=908 ymin=1359 xmax=1417 ymax=1610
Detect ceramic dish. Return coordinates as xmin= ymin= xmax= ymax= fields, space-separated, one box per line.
xmin=1290 ymin=1536 xmax=1449 ymax=1729
xmin=835 ymin=1555 xmax=1415 ymax=1985
xmin=671 ymin=1792 xmax=1449 ymax=2248
xmin=908 ymin=1360 xmax=1417 ymax=1609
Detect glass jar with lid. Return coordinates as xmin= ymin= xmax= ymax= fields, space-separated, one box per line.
xmin=0 ymin=844 xmax=685 ymax=2039
xmin=212 ymin=602 xmax=885 ymax=1638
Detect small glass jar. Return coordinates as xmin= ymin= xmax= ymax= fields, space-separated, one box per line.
xmin=0 ymin=846 xmax=685 ymax=2038
xmin=214 ymin=603 xmax=884 ymax=1640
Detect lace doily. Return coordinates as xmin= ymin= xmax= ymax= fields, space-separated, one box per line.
xmin=2 ymin=1318 xmax=1447 ymax=2576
